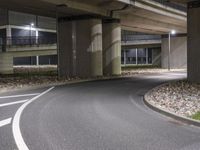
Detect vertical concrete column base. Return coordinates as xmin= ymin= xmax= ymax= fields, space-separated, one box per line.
xmin=103 ymin=20 xmax=121 ymax=76
xmin=58 ymin=18 xmax=103 ymax=78
xmin=0 ymin=53 xmax=13 ymax=74
xmin=187 ymin=1 xmax=200 ymax=82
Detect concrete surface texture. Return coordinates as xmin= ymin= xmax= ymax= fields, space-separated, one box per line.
xmin=0 ymin=49 xmax=57 ymax=74
xmin=1 ymin=71 xmax=200 ymax=150
xmin=161 ymin=35 xmax=187 ymax=69
xmin=58 ymin=19 xmax=103 ymax=78
xmin=103 ymin=22 xmax=121 ymax=76
xmin=187 ymin=2 xmax=200 ymax=82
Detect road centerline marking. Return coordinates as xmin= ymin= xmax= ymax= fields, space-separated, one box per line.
xmin=0 ymin=93 xmax=40 ymax=99
xmin=0 ymin=100 xmax=29 ymax=108
xmin=0 ymin=118 xmax=12 ymax=128
xmin=12 ymin=87 xmax=54 ymax=150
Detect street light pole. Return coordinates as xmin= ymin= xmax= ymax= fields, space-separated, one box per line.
xmin=168 ymin=30 xmax=176 ymax=71
xmin=168 ymin=32 xmax=171 ymax=71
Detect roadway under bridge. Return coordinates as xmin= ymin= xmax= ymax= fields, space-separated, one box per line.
xmin=0 ymin=0 xmax=199 ymax=82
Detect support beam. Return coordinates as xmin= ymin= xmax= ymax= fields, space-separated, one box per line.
xmin=187 ymin=1 xmax=200 ymax=82
xmin=58 ymin=19 xmax=103 ymax=78
xmin=103 ymin=21 xmax=121 ymax=76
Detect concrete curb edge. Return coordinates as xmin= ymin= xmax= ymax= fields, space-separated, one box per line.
xmin=0 ymin=76 xmax=123 ymax=94
xmin=143 ymin=84 xmax=200 ymax=128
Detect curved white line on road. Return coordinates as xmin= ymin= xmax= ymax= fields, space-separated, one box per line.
xmin=0 ymin=93 xmax=40 ymax=99
xmin=12 ymin=87 xmax=55 ymax=150
xmin=0 ymin=118 xmax=12 ymax=128
xmin=0 ymin=100 xmax=28 ymax=108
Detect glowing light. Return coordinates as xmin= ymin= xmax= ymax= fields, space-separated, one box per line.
xmin=30 ymin=23 xmax=34 ymax=27
xmin=171 ymin=30 xmax=176 ymax=35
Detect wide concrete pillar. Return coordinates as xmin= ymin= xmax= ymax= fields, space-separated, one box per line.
xmin=161 ymin=35 xmax=187 ymax=69
xmin=187 ymin=1 xmax=200 ymax=82
xmin=58 ymin=18 xmax=103 ymax=78
xmin=0 ymin=53 xmax=13 ymax=74
xmin=103 ymin=21 xmax=121 ymax=76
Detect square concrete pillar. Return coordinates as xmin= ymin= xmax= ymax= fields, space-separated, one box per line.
xmin=161 ymin=35 xmax=187 ymax=69
xmin=58 ymin=19 xmax=103 ymax=78
xmin=0 ymin=53 xmax=13 ymax=74
xmin=188 ymin=1 xmax=200 ymax=82
xmin=103 ymin=21 xmax=121 ymax=76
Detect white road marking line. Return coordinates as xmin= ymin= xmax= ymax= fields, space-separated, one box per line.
xmin=0 ymin=118 xmax=12 ymax=128
xmin=12 ymin=87 xmax=55 ymax=150
xmin=0 ymin=93 xmax=40 ymax=99
xmin=0 ymin=100 xmax=28 ymax=108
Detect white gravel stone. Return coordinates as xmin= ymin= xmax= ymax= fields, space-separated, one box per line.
xmin=147 ymin=81 xmax=200 ymax=117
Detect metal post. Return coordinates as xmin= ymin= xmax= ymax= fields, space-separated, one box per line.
xmin=168 ymin=33 xmax=171 ymax=71
xmin=36 ymin=56 xmax=39 ymax=66
xmin=136 ymin=48 xmax=138 ymax=65
xmin=124 ymin=49 xmax=126 ymax=65
xmin=146 ymin=48 xmax=148 ymax=64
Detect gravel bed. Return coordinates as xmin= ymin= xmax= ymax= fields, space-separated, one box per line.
xmin=147 ymin=81 xmax=200 ymax=117
xmin=122 ymin=68 xmax=186 ymax=76
xmin=0 ymin=76 xmax=79 ymax=93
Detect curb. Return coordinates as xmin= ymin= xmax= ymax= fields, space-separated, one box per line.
xmin=0 ymin=76 xmax=123 ymax=94
xmin=144 ymin=85 xmax=200 ymax=128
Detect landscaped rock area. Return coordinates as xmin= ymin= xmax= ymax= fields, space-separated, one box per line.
xmin=0 ymin=76 xmax=72 ymax=93
xmin=122 ymin=68 xmax=186 ymax=76
xmin=147 ymin=81 xmax=200 ymax=118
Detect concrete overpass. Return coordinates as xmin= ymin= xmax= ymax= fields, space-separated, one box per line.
xmin=3 ymin=0 xmax=199 ymax=81
xmin=0 ymin=0 xmax=187 ymax=34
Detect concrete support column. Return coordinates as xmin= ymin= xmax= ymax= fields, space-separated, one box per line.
xmin=0 ymin=53 xmax=13 ymax=74
xmin=187 ymin=1 xmax=200 ymax=82
xmin=161 ymin=35 xmax=187 ymax=69
xmin=103 ymin=21 xmax=121 ymax=76
xmin=36 ymin=56 xmax=39 ymax=66
xmin=58 ymin=18 xmax=103 ymax=78
xmin=6 ymin=25 xmax=12 ymax=46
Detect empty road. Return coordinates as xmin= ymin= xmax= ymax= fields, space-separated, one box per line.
xmin=0 ymin=72 xmax=200 ymax=150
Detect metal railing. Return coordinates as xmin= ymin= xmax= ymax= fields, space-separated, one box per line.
xmin=0 ymin=36 xmax=57 ymax=47
xmin=122 ymin=34 xmax=161 ymax=42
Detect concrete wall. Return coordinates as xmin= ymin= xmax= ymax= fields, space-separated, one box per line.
xmin=0 ymin=49 xmax=56 ymax=74
xmin=161 ymin=35 xmax=187 ymax=69
xmin=0 ymin=53 xmax=13 ymax=74
xmin=152 ymin=48 xmax=161 ymax=67
xmin=187 ymin=2 xmax=200 ymax=82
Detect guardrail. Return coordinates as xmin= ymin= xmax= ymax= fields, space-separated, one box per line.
xmin=0 ymin=36 xmax=57 ymax=52
xmin=122 ymin=35 xmax=161 ymax=42
xmin=0 ymin=36 xmax=57 ymax=46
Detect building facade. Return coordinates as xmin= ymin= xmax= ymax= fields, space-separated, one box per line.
xmin=121 ymin=30 xmax=161 ymax=67
xmin=0 ymin=9 xmax=57 ymax=74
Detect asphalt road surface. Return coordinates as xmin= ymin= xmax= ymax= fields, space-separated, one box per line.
xmin=1 ymin=71 xmax=200 ymax=150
